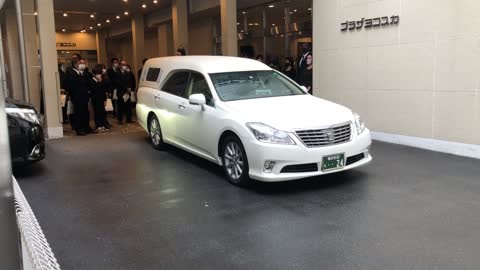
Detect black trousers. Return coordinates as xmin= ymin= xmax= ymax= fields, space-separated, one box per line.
xmin=117 ymin=98 xmax=132 ymax=122
xmin=73 ymin=99 xmax=90 ymax=132
xmin=93 ymin=99 xmax=106 ymax=128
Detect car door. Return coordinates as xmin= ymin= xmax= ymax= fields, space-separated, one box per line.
xmin=155 ymin=71 xmax=190 ymax=144
xmin=175 ymin=72 xmax=220 ymax=161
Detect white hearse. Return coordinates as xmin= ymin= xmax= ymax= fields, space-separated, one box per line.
xmin=136 ymin=56 xmax=372 ymax=186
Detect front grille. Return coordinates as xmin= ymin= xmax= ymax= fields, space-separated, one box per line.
xmin=281 ymin=163 xmax=318 ymax=173
xmin=346 ymin=153 xmax=365 ymax=166
xmin=296 ymin=123 xmax=352 ymax=147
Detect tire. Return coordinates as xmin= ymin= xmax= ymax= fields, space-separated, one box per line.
xmin=148 ymin=115 xmax=164 ymax=150
xmin=221 ymin=135 xmax=251 ymax=186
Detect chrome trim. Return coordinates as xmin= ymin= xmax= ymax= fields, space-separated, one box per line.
xmin=294 ymin=121 xmax=353 ymax=148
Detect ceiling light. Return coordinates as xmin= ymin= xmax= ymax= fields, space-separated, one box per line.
xmin=90 ymin=14 xmax=95 ymax=18
xmin=242 ymin=11 xmax=247 ymax=15
xmin=124 ymin=11 xmax=129 ymax=15
xmin=237 ymin=22 xmax=240 ymax=25
xmin=62 ymin=29 xmax=66 ymax=32
xmin=272 ymin=23 xmax=275 ymax=26
xmin=294 ymin=9 xmax=297 ymax=12
xmin=97 ymin=23 xmax=101 ymax=26
xmin=106 ymin=19 xmax=110 ymax=23
xmin=268 ymin=4 xmax=274 ymax=8
xmin=153 ymin=0 xmax=158 ymax=3
xmin=142 ymin=4 xmax=147 ymax=8
xmin=116 ymin=15 xmax=120 ymax=19
xmin=307 ymin=7 xmax=312 ymax=11
xmin=248 ymin=23 xmax=253 ymax=26
xmin=63 ymin=12 xmax=68 ymax=17
xmin=34 ymin=12 xmax=37 ymax=16
xmin=289 ymin=11 xmax=293 ymax=14
xmin=89 ymin=26 xmax=93 ymax=30
xmin=123 ymin=0 xmax=127 ymax=2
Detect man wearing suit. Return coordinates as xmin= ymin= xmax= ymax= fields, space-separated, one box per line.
xmin=115 ymin=60 xmax=135 ymax=124
xmin=296 ymin=43 xmax=311 ymax=83
xmin=107 ymin=58 xmax=121 ymax=117
xmin=64 ymin=59 xmax=95 ymax=135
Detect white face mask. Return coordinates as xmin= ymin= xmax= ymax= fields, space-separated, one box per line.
xmin=102 ymin=69 xmax=107 ymax=74
xmin=95 ymin=74 xmax=102 ymax=80
xmin=113 ymin=63 xmax=119 ymax=68
xmin=121 ymin=66 xmax=127 ymax=71
xmin=78 ymin=64 xmax=86 ymax=70
xmin=126 ymin=68 xmax=131 ymax=73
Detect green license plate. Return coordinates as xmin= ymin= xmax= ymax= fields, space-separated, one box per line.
xmin=322 ymin=153 xmax=345 ymax=171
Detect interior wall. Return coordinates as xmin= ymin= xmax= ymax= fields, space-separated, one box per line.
xmin=56 ymin=32 xmax=96 ymax=50
xmin=313 ymin=0 xmax=480 ymax=145
xmin=144 ymin=29 xmax=159 ymax=58
xmin=107 ymin=36 xmax=133 ymax=66
xmin=188 ymin=17 xmax=213 ymax=55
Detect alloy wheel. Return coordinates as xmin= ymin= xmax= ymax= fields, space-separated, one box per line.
xmin=150 ymin=118 xmax=161 ymax=146
xmin=224 ymin=141 xmax=244 ymax=180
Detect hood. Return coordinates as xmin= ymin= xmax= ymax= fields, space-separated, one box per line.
xmin=223 ymin=95 xmax=354 ymax=131
xmin=5 ymin=98 xmax=38 ymax=112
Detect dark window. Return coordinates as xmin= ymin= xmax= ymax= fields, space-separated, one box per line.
xmin=188 ymin=72 xmax=214 ymax=106
xmin=146 ymin=68 xmax=161 ymax=82
xmin=162 ymin=72 xmax=190 ymax=98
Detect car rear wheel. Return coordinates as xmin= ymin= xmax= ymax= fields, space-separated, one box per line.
xmin=222 ymin=135 xmax=250 ymax=186
xmin=149 ymin=115 xmax=164 ymax=150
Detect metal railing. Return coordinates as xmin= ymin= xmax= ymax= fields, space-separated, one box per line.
xmin=13 ymin=177 xmax=61 ymax=270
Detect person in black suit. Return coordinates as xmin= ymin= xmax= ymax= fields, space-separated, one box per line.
xmin=107 ymin=58 xmax=121 ymax=117
xmin=296 ymin=44 xmax=311 ymax=83
xmin=298 ymin=52 xmax=313 ymax=94
xmin=282 ymin=57 xmax=296 ymax=80
xmin=64 ymin=59 xmax=95 ymax=135
xmin=90 ymin=65 xmax=109 ymax=131
xmin=116 ymin=60 xmax=135 ymax=124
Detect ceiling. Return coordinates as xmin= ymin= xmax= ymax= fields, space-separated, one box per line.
xmin=53 ymin=0 xmax=170 ymax=32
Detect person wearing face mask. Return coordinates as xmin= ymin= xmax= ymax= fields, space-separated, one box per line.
xmin=90 ymin=66 xmax=110 ymax=131
xmin=282 ymin=57 xmax=296 ymax=81
xmin=116 ymin=60 xmax=135 ymax=124
xmin=298 ymin=52 xmax=313 ymax=94
xmin=64 ymin=59 xmax=96 ymax=135
xmin=107 ymin=58 xmax=121 ymax=117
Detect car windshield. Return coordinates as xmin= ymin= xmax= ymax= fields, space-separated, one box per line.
xmin=209 ymin=70 xmax=306 ymax=101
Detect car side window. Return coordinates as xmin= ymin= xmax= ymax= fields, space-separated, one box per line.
xmin=188 ymin=72 xmax=214 ymax=106
xmin=162 ymin=72 xmax=190 ymax=98
xmin=145 ymin=68 xmax=161 ymax=82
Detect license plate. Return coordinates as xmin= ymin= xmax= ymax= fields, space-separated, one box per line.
xmin=322 ymin=153 xmax=345 ymax=171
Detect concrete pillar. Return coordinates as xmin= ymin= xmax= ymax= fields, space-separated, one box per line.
xmin=157 ymin=23 xmax=173 ymax=56
xmin=4 ymin=9 xmax=23 ymax=100
xmin=37 ymin=0 xmax=63 ymax=138
xmin=131 ymin=14 xmax=145 ymax=79
xmin=96 ymin=30 xmax=108 ymax=65
xmin=20 ymin=0 xmax=41 ymax=110
xmin=172 ymin=0 xmax=188 ymax=53
xmin=14 ymin=0 xmax=30 ymax=102
xmin=220 ymin=0 xmax=237 ymax=56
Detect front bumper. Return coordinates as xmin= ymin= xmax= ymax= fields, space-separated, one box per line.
xmin=243 ymin=129 xmax=372 ymax=182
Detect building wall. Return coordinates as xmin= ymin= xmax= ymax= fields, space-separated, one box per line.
xmin=313 ymin=0 xmax=480 ymax=145
xmin=188 ymin=17 xmax=213 ymax=55
xmin=144 ymin=29 xmax=159 ymax=58
xmin=107 ymin=36 xmax=133 ymax=65
xmin=56 ymin=33 xmax=97 ymax=50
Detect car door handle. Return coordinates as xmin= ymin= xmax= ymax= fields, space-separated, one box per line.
xmin=178 ymin=104 xmax=185 ymax=110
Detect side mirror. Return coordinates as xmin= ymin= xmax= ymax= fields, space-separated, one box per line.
xmin=189 ymin=94 xmax=206 ymax=109
xmin=300 ymin=86 xmax=308 ymax=93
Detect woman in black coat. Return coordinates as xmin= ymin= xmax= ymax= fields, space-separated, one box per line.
xmin=90 ymin=66 xmax=110 ymax=130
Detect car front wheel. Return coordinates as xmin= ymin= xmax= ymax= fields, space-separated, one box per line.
xmin=149 ymin=115 xmax=164 ymax=150
xmin=222 ymin=135 xmax=250 ymax=186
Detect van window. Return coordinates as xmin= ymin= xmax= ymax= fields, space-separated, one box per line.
xmin=162 ymin=72 xmax=190 ymax=98
xmin=146 ymin=68 xmax=161 ymax=82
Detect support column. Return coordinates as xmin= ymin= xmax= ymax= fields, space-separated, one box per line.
xmin=4 ymin=9 xmax=23 ymax=100
xmin=172 ymin=0 xmax=188 ymax=53
xmin=262 ymin=8 xmax=267 ymax=59
xmin=21 ymin=0 xmax=41 ymax=109
xmin=220 ymin=0 xmax=237 ymax=56
xmin=37 ymin=0 xmax=63 ymax=138
xmin=96 ymin=30 xmax=107 ymax=65
xmin=131 ymin=14 xmax=144 ymax=79
xmin=14 ymin=0 xmax=29 ymax=102
xmin=284 ymin=7 xmax=290 ymax=58
xmin=158 ymin=23 xmax=173 ymax=57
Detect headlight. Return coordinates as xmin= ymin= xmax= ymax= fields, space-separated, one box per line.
xmin=353 ymin=112 xmax=366 ymax=135
xmin=5 ymin=108 xmax=40 ymax=124
xmin=246 ymin=122 xmax=296 ymax=145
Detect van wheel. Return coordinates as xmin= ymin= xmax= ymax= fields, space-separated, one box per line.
xmin=221 ymin=135 xmax=251 ymax=186
xmin=149 ymin=115 xmax=164 ymax=150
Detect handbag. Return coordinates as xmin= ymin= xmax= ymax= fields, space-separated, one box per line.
xmin=67 ymin=100 xmax=74 ymax=115
xmin=105 ymin=98 xmax=114 ymax=112
xmin=60 ymin=94 xmax=67 ymax=107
